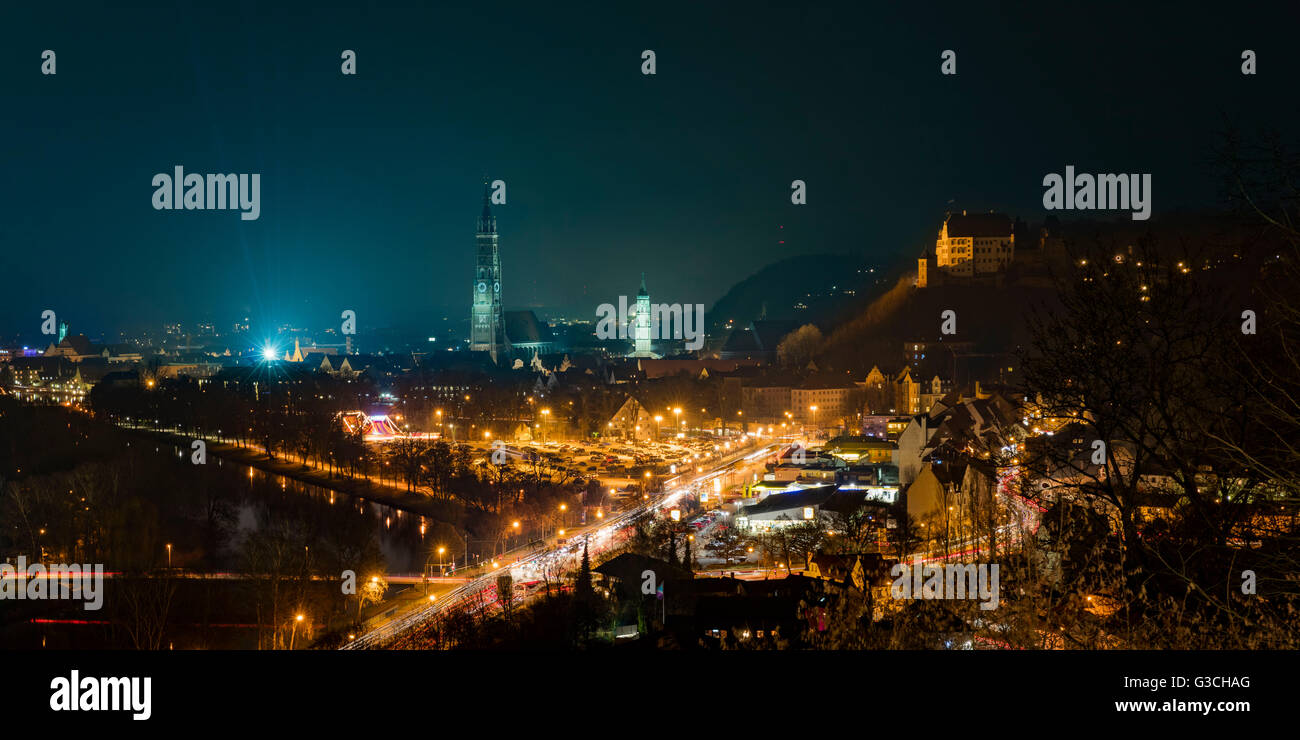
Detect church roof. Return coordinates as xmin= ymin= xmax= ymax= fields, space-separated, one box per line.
xmin=504 ymin=310 xmax=553 ymax=345
xmin=301 ymin=352 xmax=331 ymax=368
xmin=751 ymin=320 xmax=800 ymax=351
xmin=59 ymin=334 xmax=96 ymax=356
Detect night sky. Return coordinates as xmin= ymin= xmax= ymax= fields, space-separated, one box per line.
xmin=2 ymin=2 xmax=1297 ymax=341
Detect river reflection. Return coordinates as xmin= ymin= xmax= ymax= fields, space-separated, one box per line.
xmin=181 ymin=444 xmax=430 ymax=573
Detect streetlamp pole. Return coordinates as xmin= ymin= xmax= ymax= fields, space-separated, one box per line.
xmin=289 ymin=613 xmax=304 ymax=650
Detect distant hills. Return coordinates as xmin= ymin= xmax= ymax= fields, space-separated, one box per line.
xmin=816 ymin=273 xmax=1061 ymax=374
xmin=706 ymin=254 xmax=898 ymax=334
xmin=709 ymin=211 xmax=1263 ymax=378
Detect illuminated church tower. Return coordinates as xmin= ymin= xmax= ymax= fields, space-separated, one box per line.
xmin=630 ymin=272 xmax=657 ymax=358
xmin=469 ymin=181 xmax=507 ymax=361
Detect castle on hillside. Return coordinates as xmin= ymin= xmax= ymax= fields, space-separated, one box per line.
xmin=917 ymin=211 xmax=1065 ymax=288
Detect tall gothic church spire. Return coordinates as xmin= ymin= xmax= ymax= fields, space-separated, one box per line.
xmin=469 ymin=178 xmax=506 ymax=362
xmin=477 ymin=178 xmax=496 ymax=234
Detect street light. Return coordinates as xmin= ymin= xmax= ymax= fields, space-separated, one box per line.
xmin=289 ymin=613 xmax=305 ymax=650
xmin=165 ymin=543 xmax=172 ymax=569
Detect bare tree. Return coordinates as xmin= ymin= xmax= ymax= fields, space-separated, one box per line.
xmin=776 ymin=324 xmax=824 ymax=369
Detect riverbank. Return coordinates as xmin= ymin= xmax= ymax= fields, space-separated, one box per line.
xmin=124 ymin=426 xmax=454 ymax=519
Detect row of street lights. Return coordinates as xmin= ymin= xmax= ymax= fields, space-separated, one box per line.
xmin=430 ymin=403 xmax=563 ymax=444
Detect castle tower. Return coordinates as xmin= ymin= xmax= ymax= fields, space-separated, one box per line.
xmin=469 ymin=180 xmax=507 ymax=362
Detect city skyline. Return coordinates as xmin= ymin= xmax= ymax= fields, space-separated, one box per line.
xmin=4 ymin=4 xmax=1300 ymax=721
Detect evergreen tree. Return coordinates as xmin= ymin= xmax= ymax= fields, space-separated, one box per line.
xmin=576 ymin=542 xmax=594 ymax=604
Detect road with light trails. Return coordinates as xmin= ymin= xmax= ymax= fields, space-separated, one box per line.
xmin=341 ymin=443 xmax=1046 ymax=649
xmin=341 ymin=439 xmax=782 ymax=649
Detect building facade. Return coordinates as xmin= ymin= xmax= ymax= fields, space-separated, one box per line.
xmin=934 ymin=211 xmax=1014 ymax=277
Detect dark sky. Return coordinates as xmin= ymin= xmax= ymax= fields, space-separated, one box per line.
xmin=2 ymin=1 xmax=1297 ymax=341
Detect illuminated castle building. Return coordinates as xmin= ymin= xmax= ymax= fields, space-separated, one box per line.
xmin=919 ymin=211 xmax=1014 ymax=286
